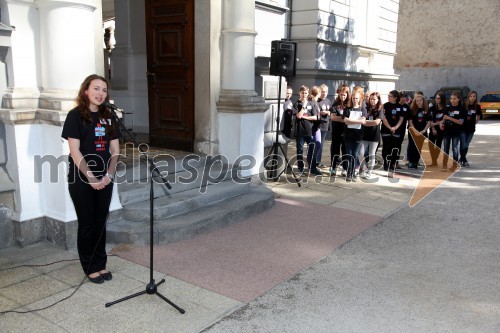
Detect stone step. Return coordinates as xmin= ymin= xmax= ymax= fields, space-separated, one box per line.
xmin=107 ymin=185 xmax=275 ymax=245
xmin=116 ymin=153 xmax=210 ymax=183
xmin=121 ymin=180 xmax=250 ymax=221
xmin=117 ymin=163 xmax=239 ymax=206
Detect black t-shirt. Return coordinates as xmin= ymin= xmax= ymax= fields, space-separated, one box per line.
xmin=293 ymin=100 xmax=317 ymax=137
xmin=284 ymin=98 xmax=294 ymax=114
xmin=331 ymin=101 xmax=346 ymax=137
xmin=430 ymin=105 xmax=445 ymax=136
xmin=61 ymin=108 xmax=119 ymax=181
xmin=362 ymin=107 xmax=381 ymax=142
xmin=463 ymin=104 xmax=482 ymax=133
xmin=342 ymin=107 xmax=367 ymax=142
xmin=318 ymin=97 xmax=331 ymax=131
xmin=381 ymin=102 xmax=402 ymax=136
xmin=443 ymin=105 xmax=466 ymax=135
xmin=397 ymin=103 xmax=410 ymax=136
xmin=410 ymin=108 xmax=431 ymax=132
xmin=281 ymin=98 xmax=294 ymax=134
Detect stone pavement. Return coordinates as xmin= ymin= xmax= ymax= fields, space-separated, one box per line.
xmin=203 ymin=120 xmax=500 ymax=332
xmin=1 ymin=121 xmax=498 ymax=332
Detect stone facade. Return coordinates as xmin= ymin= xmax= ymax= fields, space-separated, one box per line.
xmin=394 ymin=0 xmax=500 ymax=98
xmin=287 ymin=0 xmax=400 ymax=98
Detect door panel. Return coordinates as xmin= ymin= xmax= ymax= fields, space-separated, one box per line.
xmin=146 ymin=0 xmax=194 ymax=151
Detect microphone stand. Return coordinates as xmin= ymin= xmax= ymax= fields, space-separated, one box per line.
xmin=105 ymin=106 xmax=185 ymax=314
xmin=264 ymin=75 xmax=301 ymax=187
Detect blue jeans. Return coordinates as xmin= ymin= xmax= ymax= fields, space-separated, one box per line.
xmin=296 ymin=135 xmax=318 ymax=171
xmin=317 ymin=130 xmax=328 ymax=164
xmin=460 ymin=131 xmax=474 ymax=162
xmin=442 ymin=132 xmax=460 ymax=167
xmin=359 ymin=140 xmax=379 ymax=170
xmin=344 ymin=139 xmax=362 ymax=177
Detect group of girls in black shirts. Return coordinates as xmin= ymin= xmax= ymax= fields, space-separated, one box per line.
xmin=288 ymin=85 xmax=482 ymax=180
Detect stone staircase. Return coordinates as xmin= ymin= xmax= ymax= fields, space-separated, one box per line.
xmin=106 ymin=154 xmax=275 ymax=245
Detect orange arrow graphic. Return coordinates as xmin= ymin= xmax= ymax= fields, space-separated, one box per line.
xmin=408 ymin=127 xmax=460 ymax=207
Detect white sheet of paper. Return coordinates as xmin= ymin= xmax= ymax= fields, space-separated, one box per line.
xmin=347 ymin=110 xmax=362 ymax=129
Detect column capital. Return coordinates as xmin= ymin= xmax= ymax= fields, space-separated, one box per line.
xmin=217 ymin=90 xmax=268 ymax=114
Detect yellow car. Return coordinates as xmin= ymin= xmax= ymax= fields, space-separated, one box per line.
xmin=480 ymin=92 xmax=500 ymax=115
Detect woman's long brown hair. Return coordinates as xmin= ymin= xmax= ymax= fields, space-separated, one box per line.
xmin=334 ymin=84 xmax=352 ymax=108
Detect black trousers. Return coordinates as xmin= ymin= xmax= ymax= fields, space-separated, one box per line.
xmin=330 ymin=133 xmax=346 ymax=169
xmin=282 ymin=111 xmax=293 ymax=139
xmin=381 ymin=135 xmax=400 ymax=169
xmin=407 ymin=133 xmax=428 ymax=164
xmin=69 ymin=179 xmax=113 ymax=275
xmin=428 ymin=131 xmax=443 ymax=165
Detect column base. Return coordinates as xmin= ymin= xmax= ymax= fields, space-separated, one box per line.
xmin=0 ymin=205 xmax=13 ymax=250
xmin=12 ymin=209 xmax=122 ymax=250
xmin=217 ymin=89 xmax=267 ymax=114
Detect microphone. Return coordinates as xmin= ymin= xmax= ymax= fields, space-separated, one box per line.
xmin=104 ymin=101 xmax=123 ymax=112
xmin=104 ymin=101 xmax=124 ymax=119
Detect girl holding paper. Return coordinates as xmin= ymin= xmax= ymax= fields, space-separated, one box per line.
xmin=342 ymin=91 xmax=367 ymax=181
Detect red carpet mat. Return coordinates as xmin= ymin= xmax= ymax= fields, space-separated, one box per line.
xmin=112 ymin=198 xmax=382 ymax=302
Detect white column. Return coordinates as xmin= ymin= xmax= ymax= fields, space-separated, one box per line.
xmin=2 ymin=1 xmax=40 ymax=108
xmin=221 ymin=0 xmax=256 ymax=90
xmin=36 ymin=0 xmax=99 ymax=110
xmin=217 ymin=0 xmax=267 ymax=176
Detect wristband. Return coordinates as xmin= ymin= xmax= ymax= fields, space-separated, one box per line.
xmin=105 ymin=173 xmax=114 ymax=181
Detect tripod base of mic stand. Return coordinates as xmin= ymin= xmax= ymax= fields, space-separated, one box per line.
xmin=265 ymin=141 xmax=301 ymax=187
xmin=105 ymin=278 xmax=185 ymax=314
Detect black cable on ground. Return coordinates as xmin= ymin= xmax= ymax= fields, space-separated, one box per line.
xmin=0 ymin=220 xmax=114 ymax=315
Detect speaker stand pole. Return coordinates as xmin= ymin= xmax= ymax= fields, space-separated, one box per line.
xmin=265 ymin=75 xmax=301 ymax=187
xmin=105 ymin=164 xmax=185 ymax=313
xmin=105 ymin=112 xmax=185 ymax=314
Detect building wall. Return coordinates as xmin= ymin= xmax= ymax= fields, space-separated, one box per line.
xmin=394 ymin=0 xmax=500 ymax=98
xmin=288 ymin=0 xmax=400 ymax=99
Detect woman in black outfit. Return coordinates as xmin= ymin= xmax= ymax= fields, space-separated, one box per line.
xmin=329 ymin=84 xmax=350 ymax=176
xmin=460 ymin=91 xmax=482 ymax=167
xmin=428 ymin=92 xmax=446 ymax=166
xmin=61 ymin=74 xmax=120 ymax=284
xmin=381 ymin=90 xmax=404 ymax=173
xmin=407 ymin=94 xmax=431 ymax=169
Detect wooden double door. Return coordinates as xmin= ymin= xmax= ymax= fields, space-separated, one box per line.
xmin=145 ymin=0 xmax=194 ymax=151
